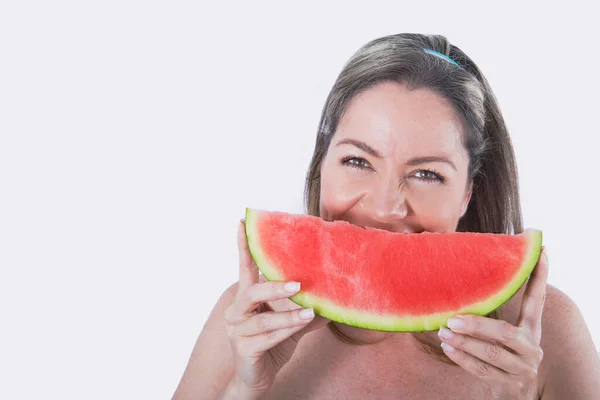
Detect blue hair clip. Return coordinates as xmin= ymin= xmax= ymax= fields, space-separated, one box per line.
xmin=423 ymin=48 xmax=460 ymax=67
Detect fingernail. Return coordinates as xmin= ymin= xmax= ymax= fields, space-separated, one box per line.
xmin=299 ymin=308 xmax=314 ymax=319
xmin=240 ymin=218 xmax=245 ymax=223
xmin=438 ymin=327 xmax=454 ymax=340
xmin=447 ymin=317 xmax=466 ymax=331
xmin=284 ymin=282 xmax=301 ymax=293
xmin=542 ymin=247 xmax=548 ymax=262
xmin=441 ymin=342 xmax=456 ymax=352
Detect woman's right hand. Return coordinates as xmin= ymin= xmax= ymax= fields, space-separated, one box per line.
xmin=224 ymin=220 xmax=330 ymax=399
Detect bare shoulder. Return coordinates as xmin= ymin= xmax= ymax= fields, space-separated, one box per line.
xmin=171 ymin=281 xmax=239 ymax=400
xmin=538 ymin=284 xmax=600 ymax=399
xmin=539 ymin=284 xmax=590 ymax=347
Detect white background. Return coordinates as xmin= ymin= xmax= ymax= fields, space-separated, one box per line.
xmin=1 ymin=1 xmax=599 ymax=399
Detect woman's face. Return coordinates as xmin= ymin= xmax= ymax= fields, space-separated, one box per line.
xmin=319 ymin=81 xmax=472 ymax=233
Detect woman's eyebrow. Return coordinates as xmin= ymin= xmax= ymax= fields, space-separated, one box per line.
xmin=336 ymin=138 xmax=382 ymax=158
xmin=336 ymin=139 xmax=457 ymax=170
xmin=406 ymin=156 xmax=457 ymax=171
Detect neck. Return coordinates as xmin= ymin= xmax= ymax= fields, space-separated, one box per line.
xmin=329 ymin=322 xmax=442 ymax=346
xmin=329 ymin=322 xmax=392 ymax=344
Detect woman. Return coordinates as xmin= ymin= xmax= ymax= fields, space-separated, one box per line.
xmin=173 ymin=33 xmax=600 ymax=399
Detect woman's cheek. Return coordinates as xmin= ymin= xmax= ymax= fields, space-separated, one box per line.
xmin=409 ymin=188 xmax=464 ymax=232
xmin=320 ymin=177 xmax=366 ymax=220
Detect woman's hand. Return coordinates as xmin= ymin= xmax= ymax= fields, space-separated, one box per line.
xmin=438 ymin=248 xmax=549 ymax=399
xmin=224 ymin=220 xmax=330 ymax=399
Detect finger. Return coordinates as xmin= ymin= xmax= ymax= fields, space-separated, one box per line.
xmin=238 ymin=320 xmax=316 ymax=357
xmin=233 ymin=281 xmax=302 ymax=319
xmin=441 ymin=341 xmax=507 ymax=385
xmin=446 ymin=315 xmax=532 ymax=355
xmin=238 ymin=220 xmax=258 ymax=293
xmin=235 ymin=308 xmax=315 ymax=337
xmin=438 ymin=328 xmax=530 ymax=375
xmin=517 ymin=247 xmax=549 ymax=340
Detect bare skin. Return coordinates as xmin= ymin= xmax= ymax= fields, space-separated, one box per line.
xmin=172 ymin=82 xmax=600 ymax=399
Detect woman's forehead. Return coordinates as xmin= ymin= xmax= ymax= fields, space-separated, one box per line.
xmin=334 ymin=82 xmax=465 ymax=159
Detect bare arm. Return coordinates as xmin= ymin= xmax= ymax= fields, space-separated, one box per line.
xmin=170 ymin=220 xmax=323 ymax=400
xmin=540 ymin=286 xmax=600 ymax=399
xmin=171 ymin=282 xmax=239 ymax=400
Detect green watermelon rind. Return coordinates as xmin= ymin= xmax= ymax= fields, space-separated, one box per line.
xmin=245 ymin=208 xmax=543 ymax=332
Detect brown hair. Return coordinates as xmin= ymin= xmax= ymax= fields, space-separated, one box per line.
xmin=303 ymin=33 xmax=522 ymax=361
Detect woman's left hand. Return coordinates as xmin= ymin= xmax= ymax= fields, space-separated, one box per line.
xmin=438 ymin=248 xmax=549 ymax=399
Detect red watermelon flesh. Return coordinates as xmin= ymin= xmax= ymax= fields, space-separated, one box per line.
xmin=244 ymin=208 xmax=543 ymax=332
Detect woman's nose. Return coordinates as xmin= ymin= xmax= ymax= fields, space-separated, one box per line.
xmin=360 ymin=179 xmax=408 ymax=224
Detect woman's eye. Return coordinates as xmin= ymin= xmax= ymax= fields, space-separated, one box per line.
xmin=414 ymin=169 xmax=444 ymax=182
xmin=342 ymin=157 xmax=370 ymax=169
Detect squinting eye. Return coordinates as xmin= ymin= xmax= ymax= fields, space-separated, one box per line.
xmin=414 ymin=169 xmax=444 ymax=183
xmin=342 ymin=156 xmax=371 ymax=170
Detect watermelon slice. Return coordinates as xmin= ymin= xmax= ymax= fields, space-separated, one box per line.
xmin=244 ymin=208 xmax=543 ymax=332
